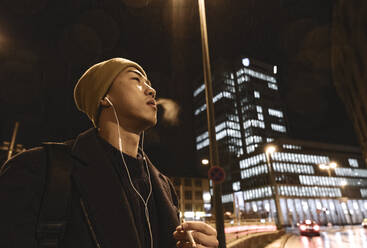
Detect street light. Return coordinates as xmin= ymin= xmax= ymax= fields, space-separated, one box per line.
xmin=319 ymin=162 xmax=338 ymax=177
xmin=201 ymin=158 xmax=209 ymax=165
xmin=196 ymin=0 xmax=226 ymax=246
xmin=264 ymin=145 xmax=284 ymax=229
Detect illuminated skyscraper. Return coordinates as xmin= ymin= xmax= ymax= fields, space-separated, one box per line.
xmin=193 ymin=57 xmax=367 ymax=226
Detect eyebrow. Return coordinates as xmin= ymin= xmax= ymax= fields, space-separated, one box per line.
xmin=127 ymin=69 xmax=151 ymax=86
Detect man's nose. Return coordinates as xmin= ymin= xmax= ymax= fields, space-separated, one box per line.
xmin=145 ymin=86 xmax=156 ymax=99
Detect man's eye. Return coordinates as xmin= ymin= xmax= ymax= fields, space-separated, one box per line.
xmin=132 ymin=77 xmax=141 ymax=82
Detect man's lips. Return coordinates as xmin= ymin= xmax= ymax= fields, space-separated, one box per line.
xmin=147 ymin=100 xmax=157 ymax=109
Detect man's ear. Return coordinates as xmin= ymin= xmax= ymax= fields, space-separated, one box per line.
xmin=100 ymin=96 xmax=110 ymax=107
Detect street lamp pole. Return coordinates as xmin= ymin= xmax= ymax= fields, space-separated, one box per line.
xmin=197 ymin=0 xmax=226 ymax=247
xmin=265 ymin=146 xmax=284 ymax=229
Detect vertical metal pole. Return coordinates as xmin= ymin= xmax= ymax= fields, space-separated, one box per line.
xmin=265 ymin=152 xmax=284 ymax=229
xmin=197 ymin=0 xmax=226 ymax=247
xmin=7 ymin=121 xmax=20 ymax=160
xmin=180 ymin=180 xmax=184 ymax=222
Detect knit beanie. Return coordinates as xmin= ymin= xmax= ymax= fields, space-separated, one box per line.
xmin=74 ymin=58 xmax=147 ymax=127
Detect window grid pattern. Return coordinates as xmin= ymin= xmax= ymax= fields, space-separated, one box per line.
xmin=236 ymin=68 xmax=277 ymax=83
xmin=271 ymin=152 xmax=330 ymax=165
xmin=268 ymin=108 xmax=284 ymax=118
xmin=240 ymin=153 xmax=267 ymax=169
xmin=279 ymin=186 xmax=342 ymax=198
xmin=282 ymin=144 xmax=302 ymax=150
xmin=241 ymin=164 xmax=268 ymax=179
xmin=271 ymin=123 xmax=287 ymax=133
xmin=243 ymin=186 xmax=273 ymax=201
xmin=273 ymin=162 xmax=314 ymax=174
xmin=300 ymin=175 xmax=367 ymax=187
xmin=244 ymin=119 xmax=265 ymax=129
xmin=335 ymin=168 xmax=367 ymax=178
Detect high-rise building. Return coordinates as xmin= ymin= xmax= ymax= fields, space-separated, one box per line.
xmin=193 ymin=57 xmax=367 ymax=225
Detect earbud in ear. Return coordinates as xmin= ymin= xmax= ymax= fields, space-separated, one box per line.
xmin=104 ymin=96 xmax=113 ymax=106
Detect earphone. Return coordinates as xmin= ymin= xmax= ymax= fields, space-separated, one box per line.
xmin=104 ymin=97 xmax=146 ymax=152
xmin=104 ymin=96 xmax=153 ymax=248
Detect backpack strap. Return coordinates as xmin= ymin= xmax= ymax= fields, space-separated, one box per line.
xmin=36 ymin=142 xmax=74 ymax=248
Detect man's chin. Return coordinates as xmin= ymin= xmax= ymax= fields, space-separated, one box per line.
xmin=141 ymin=117 xmax=157 ymax=130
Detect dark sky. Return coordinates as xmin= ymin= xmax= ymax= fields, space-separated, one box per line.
xmin=0 ymin=0 xmax=359 ymax=175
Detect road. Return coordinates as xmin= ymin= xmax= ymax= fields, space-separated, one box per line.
xmin=283 ymin=226 xmax=367 ymax=248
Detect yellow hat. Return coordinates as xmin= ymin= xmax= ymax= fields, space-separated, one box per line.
xmin=74 ymin=57 xmax=147 ymax=127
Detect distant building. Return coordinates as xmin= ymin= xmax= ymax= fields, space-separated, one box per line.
xmin=193 ymin=56 xmax=367 ymax=225
xmin=170 ymin=177 xmax=211 ymax=221
xmin=231 ymin=138 xmax=367 ymax=226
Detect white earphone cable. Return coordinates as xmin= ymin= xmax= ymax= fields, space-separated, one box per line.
xmin=105 ymin=97 xmax=153 ymax=248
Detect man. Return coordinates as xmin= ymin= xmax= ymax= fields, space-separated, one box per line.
xmin=0 ymin=58 xmax=219 ymax=248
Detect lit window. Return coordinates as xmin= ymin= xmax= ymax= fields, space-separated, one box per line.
xmin=273 ymin=65 xmax=277 ymax=74
xmin=243 ymin=186 xmax=272 ymax=200
xmin=254 ymin=91 xmax=260 ymax=98
xmin=241 ymin=68 xmax=277 ymax=83
xmin=222 ymin=194 xmax=233 ymax=203
xmin=244 ymin=119 xmax=265 ymax=129
xmin=232 ymin=181 xmax=241 ymax=191
xmin=273 ymin=162 xmax=315 ymax=174
xmin=194 ymin=103 xmax=206 ymax=116
xmin=256 ymin=106 xmax=263 ymax=113
xmin=258 ymin=114 xmax=264 ymax=120
xmin=282 ymin=144 xmax=302 ymax=150
xmin=193 ymin=84 xmax=205 ymax=97
xmin=348 ymin=158 xmax=359 ymax=168
xmin=240 ymin=153 xmax=267 ymax=169
xmin=271 ymin=152 xmax=329 ymax=165
xmin=268 ymin=108 xmax=284 ymax=118
xmin=241 ymin=164 xmax=268 ymax=179
xmin=268 ymin=83 xmax=278 ymax=90
xmin=271 ymin=123 xmax=286 ymax=133
xmin=335 ymin=168 xmax=367 ymax=178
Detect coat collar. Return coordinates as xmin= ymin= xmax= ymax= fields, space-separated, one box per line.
xmin=70 ymin=128 xmax=179 ymax=248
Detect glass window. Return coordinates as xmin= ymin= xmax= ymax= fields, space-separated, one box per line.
xmin=185 ymin=203 xmax=192 ymax=211
xmin=184 ymin=191 xmax=192 ymax=200
xmin=254 ymin=91 xmax=260 ymax=98
xmin=195 ymin=179 xmax=202 ymax=187
xmin=348 ymin=158 xmax=359 ymax=168
xmin=195 ymin=191 xmax=202 ymax=200
xmin=184 ymin=178 xmax=192 ymax=186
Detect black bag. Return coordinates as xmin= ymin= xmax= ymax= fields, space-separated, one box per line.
xmin=36 ymin=142 xmax=74 ymax=248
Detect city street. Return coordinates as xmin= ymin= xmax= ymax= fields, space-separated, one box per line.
xmin=283 ymin=226 xmax=367 ymax=248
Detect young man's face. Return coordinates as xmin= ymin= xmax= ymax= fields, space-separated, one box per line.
xmin=106 ymin=66 xmax=157 ymax=131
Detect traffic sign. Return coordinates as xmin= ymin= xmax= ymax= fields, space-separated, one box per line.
xmin=208 ymin=166 xmax=225 ymax=184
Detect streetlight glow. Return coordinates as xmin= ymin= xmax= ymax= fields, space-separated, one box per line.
xmin=201 ymin=158 xmax=209 ymax=165
xmin=319 ymin=164 xmax=327 ymax=170
xmin=265 ymin=145 xmax=276 ymax=154
xmin=330 ymin=162 xmax=338 ymax=169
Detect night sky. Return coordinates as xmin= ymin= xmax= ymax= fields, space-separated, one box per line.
xmin=0 ymin=0 xmax=359 ymax=176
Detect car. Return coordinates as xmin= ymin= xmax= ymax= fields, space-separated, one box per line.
xmin=298 ymin=220 xmax=320 ymax=236
xmin=362 ymin=218 xmax=367 ymax=228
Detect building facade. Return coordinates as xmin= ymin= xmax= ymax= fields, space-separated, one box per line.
xmin=170 ymin=177 xmax=211 ymax=221
xmin=193 ymin=56 xmax=367 ymax=226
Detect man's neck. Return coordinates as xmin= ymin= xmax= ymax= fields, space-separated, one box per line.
xmin=98 ymin=121 xmax=140 ymax=158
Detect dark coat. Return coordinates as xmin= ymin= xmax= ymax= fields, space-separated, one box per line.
xmin=0 ymin=128 xmax=180 ymax=248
